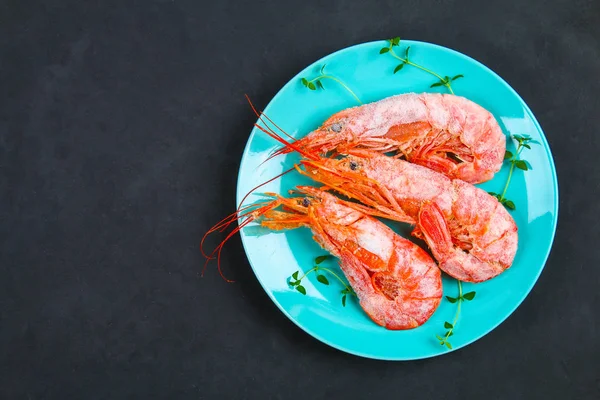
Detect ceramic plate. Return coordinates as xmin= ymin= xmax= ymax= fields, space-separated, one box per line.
xmin=234 ymin=40 xmax=558 ymax=360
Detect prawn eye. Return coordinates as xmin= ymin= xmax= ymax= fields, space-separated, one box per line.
xmin=331 ymin=123 xmax=342 ymax=133
xmin=302 ymin=198 xmax=310 ymax=207
xmin=349 ymin=161 xmax=359 ymax=171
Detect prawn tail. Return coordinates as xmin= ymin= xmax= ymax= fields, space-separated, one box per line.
xmin=417 ymin=202 xmax=454 ymax=262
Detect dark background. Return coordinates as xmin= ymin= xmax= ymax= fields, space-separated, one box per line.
xmin=1 ymin=0 xmax=598 ymax=398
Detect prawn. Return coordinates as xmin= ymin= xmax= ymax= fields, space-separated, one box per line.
xmin=296 ymin=150 xmax=518 ymax=283
xmin=202 ymin=186 xmax=442 ymax=330
xmin=267 ymin=92 xmax=506 ymax=184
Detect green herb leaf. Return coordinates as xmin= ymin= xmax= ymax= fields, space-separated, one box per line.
xmin=405 ymin=46 xmax=410 ymax=58
xmin=342 ymin=295 xmax=347 ymax=307
xmin=393 ymin=64 xmax=404 ymax=74
xmin=315 ymin=255 xmax=329 ymax=264
xmin=504 ymin=150 xmax=514 ymax=160
xmin=316 ymin=80 xmax=324 ymax=90
xmin=444 ymin=76 xmax=450 ymax=83
xmin=522 ymin=143 xmax=531 ymax=149
xmin=503 ymin=200 xmax=516 ymax=210
xmin=451 ymin=74 xmax=464 ymax=81
xmin=296 ymin=285 xmax=306 ymax=295
xmin=488 ymin=192 xmax=501 ymax=201
xmin=444 ymin=321 xmax=453 ymax=329
xmin=445 ymin=341 xmax=453 ymax=349
xmin=447 ymin=331 xmax=454 ymax=337
xmin=316 ymin=274 xmax=329 ymax=285
xmin=513 ymin=134 xmax=524 ymax=142
xmin=515 ymin=160 xmax=528 ymax=171
xmin=462 ymin=291 xmax=476 ymax=301
xmin=320 ymin=64 xmax=326 ymax=74
xmin=292 ymin=271 xmax=299 ymax=280
xmin=301 ymin=78 xmax=308 ymax=87
xmin=430 ymin=82 xmax=444 ymax=88
xmin=391 ymin=37 xmax=400 ymax=46
xmin=380 ymin=47 xmax=390 ymax=54
xmin=446 ymin=296 xmax=458 ymax=303
xmin=307 ymin=82 xmax=316 ymax=90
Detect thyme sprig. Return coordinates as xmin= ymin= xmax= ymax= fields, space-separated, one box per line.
xmin=489 ymin=134 xmax=538 ymax=210
xmin=436 ymin=281 xmax=476 ymax=349
xmin=288 ymin=255 xmax=357 ymax=307
xmin=380 ymin=37 xmax=463 ymax=94
xmin=300 ymin=64 xmax=363 ymax=105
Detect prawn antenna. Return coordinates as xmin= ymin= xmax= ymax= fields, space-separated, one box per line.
xmin=244 ymin=94 xmax=320 ymax=162
xmin=235 ymin=95 xmax=319 ymax=213
xmin=200 ymin=198 xmax=278 ymax=282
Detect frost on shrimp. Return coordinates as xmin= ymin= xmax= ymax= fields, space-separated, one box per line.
xmin=202 ymin=186 xmax=442 ymax=330
xmin=308 ymin=191 xmax=443 ymax=329
xmin=299 ymin=152 xmax=518 ymax=283
xmin=272 ymin=93 xmax=506 ymax=184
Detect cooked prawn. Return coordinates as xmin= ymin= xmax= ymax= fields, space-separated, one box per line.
xmin=267 ymin=92 xmax=506 ymax=184
xmin=297 ymin=150 xmax=518 ymax=283
xmin=202 ymin=186 xmax=442 ymax=330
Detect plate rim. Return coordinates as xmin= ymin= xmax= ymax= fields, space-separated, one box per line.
xmin=234 ymin=39 xmax=559 ymax=360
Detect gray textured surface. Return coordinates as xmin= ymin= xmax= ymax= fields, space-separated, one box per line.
xmin=1 ymin=0 xmax=598 ymax=398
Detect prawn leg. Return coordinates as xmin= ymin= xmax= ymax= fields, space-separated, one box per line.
xmin=410 ymin=155 xmax=458 ymax=178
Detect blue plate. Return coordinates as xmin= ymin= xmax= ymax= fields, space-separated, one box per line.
xmin=234 ymin=40 xmax=558 ymax=360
